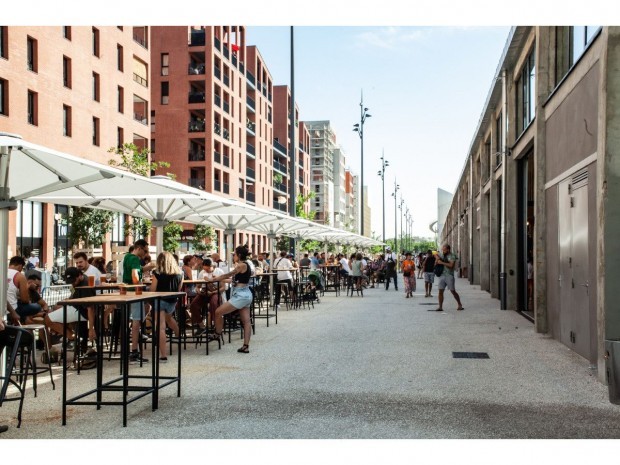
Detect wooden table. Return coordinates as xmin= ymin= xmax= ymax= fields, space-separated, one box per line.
xmin=58 ymin=291 xmax=185 ymax=426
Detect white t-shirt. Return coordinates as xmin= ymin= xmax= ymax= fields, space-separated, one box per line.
xmin=84 ymin=264 xmax=102 ymax=285
xmin=7 ymin=268 xmax=20 ymax=309
xmin=28 ymin=256 xmax=39 ymax=267
xmin=340 ymin=258 xmax=351 ymax=273
xmin=199 ymin=267 xmax=227 ymax=302
xmin=273 ymin=257 xmax=293 ymax=281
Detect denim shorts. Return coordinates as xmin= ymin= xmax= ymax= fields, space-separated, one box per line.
xmin=228 ymin=286 xmax=252 ymax=309
xmin=156 ymin=299 xmax=178 ymax=315
xmin=130 ymin=302 xmax=146 ymax=321
xmin=438 ymin=274 xmax=455 ymax=291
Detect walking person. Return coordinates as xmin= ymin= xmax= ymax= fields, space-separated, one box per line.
xmin=422 ymin=250 xmax=436 ymax=297
xmin=149 ymin=251 xmax=182 ymax=362
xmin=384 ymin=247 xmax=398 ymax=291
xmin=417 ymin=252 xmax=425 ymax=279
xmin=206 ymin=245 xmax=254 ymax=353
xmin=402 ymin=252 xmax=416 ymax=298
xmin=350 ymin=252 xmax=365 ymax=295
xmin=434 ymin=244 xmax=464 ymax=311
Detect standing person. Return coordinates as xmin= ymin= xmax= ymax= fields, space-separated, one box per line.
xmin=417 ymin=253 xmax=425 ymax=279
xmin=422 ymin=250 xmax=436 ymax=297
xmin=73 ymin=252 xmax=102 ymax=285
xmin=434 ymin=244 xmax=464 ymax=311
xmin=273 ymin=251 xmax=294 ymax=309
xmin=206 ymin=245 xmax=254 ymax=353
xmin=350 ymin=252 xmax=365 ymax=293
xmin=27 ymin=251 xmax=40 ymax=270
xmin=149 ymin=251 xmax=182 ymax=362
xmin=384 ymin=247 xmax=398 ymax=291
xmin=299 ymin=253 xmax=311 ymax=267
xmin=402 ymin=252 xmax=416 ymax=298
xmin=123 ymin=239 xmax=151 ymax=363
xmin=310 ymin=252 xmax=320 ymax=270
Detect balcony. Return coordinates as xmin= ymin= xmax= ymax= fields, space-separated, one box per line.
xmin=214 ymin=94 xmax=221 ymax=107
xmin=214 ymin=122 xmax=221 ymax=136
xmin=273 ymin=159 xmax=287 ymax=174
xmin=133 ymin=34 xmax=148 ymax=49
xmin=214 ymin=36 xmax=221 ymax=50
xmin=223 ymin=45 xmax=229 ymax=59
xmin=273 ymin=139 xmax=287 ymax=155
xmin=299 ymin=156 xmax=304 ymax=167
xmin=246 ymin=143 xmax=255 ymax=156
xmin=223 ymin=74 xmax=230 ymax=87
xmin=133 ymin=113 xmax=148 ymax=125
xmin=246 ymin=120 xmax=256 ymax=134
xmin=223 ymin=183 xmax=229 ymax=194
xmin=214 ymin=66 xmax=221 ymax=79
xmin=188 ymin=63 xmax=205 ymax=75
xmin=223 ymin=154 xmax=230 ymax=167
xmin=223 ymin=101 xmax=230 ymax=113
xmin=246 ymin=167 xmax=255 ymax=179
xmin=274 ymin=202 xmax=288 ymax=212
xmin=239 ymin=62 xmax=245 ymax=74
xmin=189 ymin=177 xmax=205 ymax=189
xmin=298 ymin=174 xmax=304 ymax=184
xmin=268 ymin=92 xmax=272 ymax=102
xmin=246 ymin=95 xmax=255 ymax=111
xmin=188 ymin=150 xmax=205 ymax=162
xmin=189 ymin=120 xmax=205 ymax=132
xmin=190 ymin=29 xmax=205 ymax=46
xmin=273 ymin=181 xmax=287 ymax=193
xmin=262 ymin=85 xmax=267 ymax=98
xmin=214 ymin=151 xmax=221 ymax=164
xmin=247 ymin=70 xmax=256 ymax=87
xmin=133 ymin=73 xmax=148 ymax=87
xmin=232 ymin=54 xmax=237 ymax=67
xmin=246 ymin=192 xmax=255 ymax=204
xmin=223 ymin=128 xmax=230 ymax=141
xmin=188 ymin=91 xmax=206 ymax=104
xmin=214 ymin=179 xmax=221 ymax=191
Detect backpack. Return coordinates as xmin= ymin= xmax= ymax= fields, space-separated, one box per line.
xmin=434 ymin=255 xmax=445 ymax=277
xmin=387 ymin=257 xmax=396 ymax=270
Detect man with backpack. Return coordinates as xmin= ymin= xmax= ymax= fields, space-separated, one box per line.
xmin=384 ymin=247 xmax=398 ymax=291
xmin=434 ymin=244 xmax=464 ymax=312
xmin=422 ymin=250 xmax=436 ymax=297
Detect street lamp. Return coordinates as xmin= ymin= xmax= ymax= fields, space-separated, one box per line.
xmin=405 ymin=207 xmax=410 ymax=251
xmin=391 ymin=179 xmax=400 ymax=254
xmin=398 ymin=197 xmax=404 ymax=252
xmin=377 ymin=151 xmax=388 ymax=251
xmin=353 ymin=92 xmax=371 ymax=236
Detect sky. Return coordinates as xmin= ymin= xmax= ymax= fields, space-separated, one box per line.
xmin=245 ymin=26 xmax=510 ymax=239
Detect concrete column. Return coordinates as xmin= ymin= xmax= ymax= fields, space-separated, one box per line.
xmin=480 ymin=191 xmax=490 ymax=291
xmin=600 ymin=27 xmax=620 ymax=378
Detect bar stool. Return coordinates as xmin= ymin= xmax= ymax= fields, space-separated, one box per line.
xmin=19 ymin=322 xmax=56 ymax=396
xmin=275 ymin=282 xmax=292 ymax=310
xmin=1 ymin=326 xmax=34 ymax=428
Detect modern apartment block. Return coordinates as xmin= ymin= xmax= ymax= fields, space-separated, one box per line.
xmin=332 ymin=146 xmax=347 ymax=230
xmin=150 ymin=26 xmax=277 ymax=254
xmin=344 ymin=170 xmax=358 ymax=233
xmin=0 ymin=25 xmax=151 ymax=268
xmin=305 ymin=120 xmax=336 ymax=225
xmin=441 ymin=26 xmax=620 ymax=382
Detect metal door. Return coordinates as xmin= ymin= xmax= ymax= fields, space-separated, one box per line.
xmin=558 ymin=178 xmax=573 ymax=347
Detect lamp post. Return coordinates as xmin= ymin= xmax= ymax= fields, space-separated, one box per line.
xmin=353 ymin=92 xmax=371 ymax=236
xmin=377 ymin=150 xmax=388 ymax=252
xmin=405 ymin=207 xmax=410 ymax=251
xmin=391 ymin=179 xmax=400 ymax=254
xmin=399 ymin=198 xmax=404 ymax=252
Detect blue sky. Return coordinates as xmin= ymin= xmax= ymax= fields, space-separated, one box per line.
xmin=246 ymin=26 xmax=510 ymax=239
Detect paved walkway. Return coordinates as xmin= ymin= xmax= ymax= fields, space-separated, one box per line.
xmin=2 ymin=276 xmax=619 ymax=439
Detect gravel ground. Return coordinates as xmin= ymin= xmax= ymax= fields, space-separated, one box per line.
xmin=2 ymin=276 xmax=619 ymax=440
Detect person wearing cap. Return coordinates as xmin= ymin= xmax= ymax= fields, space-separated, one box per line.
xmin=44 ymin=267 xmax=96 ymax=345
xmin=384 ymin=247 xmax=398 ymax=291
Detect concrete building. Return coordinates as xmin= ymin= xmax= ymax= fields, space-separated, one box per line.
xmin=332 ymin=146 xmax=347 ymax=229
xmin=362 ymin=185 xmax=371 ymax=238
xmin=344 ymin=169 xmax=357 ymax=233
xmin=306 ymin=120 xmax=336 ymax=226
xmin=440 ymin=26 xmax=620 ymax=382
xmin=0 ymin=26 xmax=151 ymax=268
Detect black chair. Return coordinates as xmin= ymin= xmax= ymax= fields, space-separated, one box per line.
xmin=0 ymin=326 xmax=34 ymax=428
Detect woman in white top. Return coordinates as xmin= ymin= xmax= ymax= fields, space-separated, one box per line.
xmin=273 ymin=251 xmax=294 ymax=308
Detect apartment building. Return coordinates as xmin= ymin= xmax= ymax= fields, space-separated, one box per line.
xmin=344 ymin=170 xmax=358 ymax=233
xmin=441 ymin=26 xmax=620 ymax=382
xmin=332 ymin=147 xmax=347 ymax=230
xmin=0 ymin=25 xmax=151 ymax=268
xmin=305 ymin=120 xmax=336 ymax=225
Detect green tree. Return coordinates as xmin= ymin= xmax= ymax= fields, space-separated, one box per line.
xmin=68 ymin=207 xmax=115 ymax=248
xmin=108 ymin=143 xmax=170 ymax=177
xmin=163 ymin=222 xmax=183 ymax=253
xmin=192 ymin=224 xmax=216 ymax=252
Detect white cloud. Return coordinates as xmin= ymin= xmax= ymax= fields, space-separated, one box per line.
xmin=355 ymin=27 xmax=430 ymax=49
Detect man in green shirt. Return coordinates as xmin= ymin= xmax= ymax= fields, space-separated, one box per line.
xmin=123 ymin=239 xmax=150 ymax=363
xmin=434 ymin=244 xmax=464 ymax=312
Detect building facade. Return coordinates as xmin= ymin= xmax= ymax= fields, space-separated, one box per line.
xmin=441 ymin=26 xmax=620 ymax=382
xmin=0 ymin=25 xmax=151 ymax=268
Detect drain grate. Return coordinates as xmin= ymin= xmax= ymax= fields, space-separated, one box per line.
xmin=419 ymin=303 xmax=437 ymax=306
xmin=452 ymin=352 xmax=489 ymax=359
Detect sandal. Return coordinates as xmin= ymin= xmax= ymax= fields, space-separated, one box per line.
xmin=237 ymin=344 xmax=249 ymax=354
xmin=208 ymin=331 xmax=223 ymax=343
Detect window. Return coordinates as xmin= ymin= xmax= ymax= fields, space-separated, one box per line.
xmin=111 ymin=213 xmax=125 ymax=246
xmin=117 ymin=44 xmax=123 ymax=71
xmin=151 ymin=139 xmax=155 ymax=154
xmin=92 ymin=117 xmax=100 ymax=146
xmin=92 ymin=72 xmax=100 ymax=101
xmin=0 ymin=79 xmax=7 ymax=116
xmin=27 ymin=90 xmax=37 ymax=125
xmin=161 ymin=53 xmax=169 ymax=76
xmin=117 ymin=86 xmax=124 ymax=113
xmin=555 ymin=26 xmax=601 ymax=86
xmin=15 ymin=201 xmax=43 ymax=260
xmin=161 ymin=81 xmax=169 ymax=104
xmin=495 ymin=112 xmax=503 ymax=168
xmin=516 ymin=47 xmax=536 ymax=135
xmin=117 ymin=127 xmax=124 ymax=148
xmin=27 ymin=36 xmax=37 ymax=72
xmin=63 ymin=105 xmax=71 ymax=137
xmin=133 ymin=57 xmax=148 ymax=87
xmin=0 ymin=26 xmax=7 ymax=59
xmin=62 ymin=56 xmax=71 ymax=88
xmin=92 ymin=27 xmax=100 ymax=57
xmin=63 ymin=26 xmax=71 ymax=40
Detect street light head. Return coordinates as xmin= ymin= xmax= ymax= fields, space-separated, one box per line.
xmin=385 ymin=160 xmax=389 ymax=166
xmin=364 ymin=107 xmax=369 ymax=112
xmin=353 ymin=123 xmax=360 ymax=128
xmin=366 ymin=114 xmax=372 ymax=118
xmin=377 ymin=171 xmax=382 ymax=176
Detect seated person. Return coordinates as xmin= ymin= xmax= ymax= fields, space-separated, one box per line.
xmin=44 ymin=267 xmax=96 ymax=346
xmin=191 ymin=258 xmax=229 ymax=336
xmin=6 ymin=256 xmax=46 ymax=324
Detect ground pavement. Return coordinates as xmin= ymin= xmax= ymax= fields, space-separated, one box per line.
xmin=2 ymin=276 xmax=619 ymax=439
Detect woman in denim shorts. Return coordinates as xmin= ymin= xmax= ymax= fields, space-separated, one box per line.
xmin=149 ymin=251 xmax=183 ymax=361
xmin=206 ymin=245 xmax=253 ymax=353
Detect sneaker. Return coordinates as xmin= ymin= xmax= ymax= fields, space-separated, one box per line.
xmin=129 ymin=351 xmax=149 ymax=364
xmin=160 ymin=357 xmax=168 ymax=363
xmin=140 ymin=333 xmax=150 ymax=343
